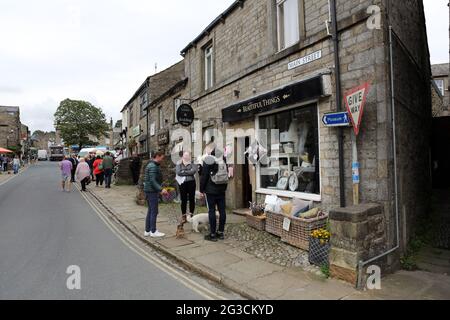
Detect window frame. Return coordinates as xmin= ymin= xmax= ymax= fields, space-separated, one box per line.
xmin=204 ymin=44 xmax=214 ymax=90
xmin=173 ymin=96 xmax=182 ymax=123
xmin=255 ymin=99 xmax=322 ymax=202
xmin=435 ymin=79 xmax=445 ymax=96
xmin=140 ymin=91 xmax=148 ymax=118
xmin=158 ymin=106 xmax=164 ymax=130
xmin=276 ymin=0 xmax=301 ymax=52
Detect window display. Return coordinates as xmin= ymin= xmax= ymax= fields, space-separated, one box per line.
xmin=258 ymin=104 xmax=320 ymax=195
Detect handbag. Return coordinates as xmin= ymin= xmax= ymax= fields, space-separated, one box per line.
xmin=98 ymin=163 xmax=103 ymax=170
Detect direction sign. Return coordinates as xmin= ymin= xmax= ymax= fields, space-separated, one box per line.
xmin=344 ymin=82 xmax=370 ymax=136
xmin=322 ymin=111 xmax=351 ymax=127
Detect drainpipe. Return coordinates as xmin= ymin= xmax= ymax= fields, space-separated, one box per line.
xmin=357 ymin=26 xmax=400 ymax=289
xmin=330 ymin=0 xmax=346 ymax=207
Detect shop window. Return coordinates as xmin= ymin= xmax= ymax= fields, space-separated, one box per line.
xmin=276 ymin=0 xmax=300 ymax=51
xmin=258 ymin=104 xmax=320 ymax=195
xmin=435 ymin=79 xmax=445 ymax=96
xmin=204 ymin=45 xmax=214 ymax=90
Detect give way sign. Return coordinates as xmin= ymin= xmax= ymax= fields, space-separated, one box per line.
xmin=344 ymin=82 xmax=371 ymax=136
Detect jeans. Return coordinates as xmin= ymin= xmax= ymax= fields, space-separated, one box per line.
xmin=179 ymin=180 xmax=196 ymax=215
xmin=13 ymin=164 xmax=19 ymax=174
xmin=80 ymin=177 xmax=90 ymax=191
xmin=95 ymin=173 xmax=104 ymax=186
xmin=145 ymin=192 xmax=159 ymax=233
xmin=104 ymin=168 xmax=113 ymax=188
xmin=205 ymin=193 xmax=226 ymax=235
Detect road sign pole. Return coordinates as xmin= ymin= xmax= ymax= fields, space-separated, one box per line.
xmin=352 ymin=131 xmax=360 ymax=205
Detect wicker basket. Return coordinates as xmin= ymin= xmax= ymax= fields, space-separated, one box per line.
xmin=281 ymin=213 xmax=328 ymax=251
xmin=246 ymin=214 xmax=266 ymax=231
xmin=265 ymin=211 xmax=284 ymax=237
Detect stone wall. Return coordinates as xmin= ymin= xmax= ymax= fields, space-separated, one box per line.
xmin=0 ymin=106 xmax=21 ymax=149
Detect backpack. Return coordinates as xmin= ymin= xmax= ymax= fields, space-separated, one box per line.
xmin=210 ymin=162 xmax=229 ymax=185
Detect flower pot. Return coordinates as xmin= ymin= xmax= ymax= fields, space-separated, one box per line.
xmin=308 ymin=237 xmax=330 ymax=267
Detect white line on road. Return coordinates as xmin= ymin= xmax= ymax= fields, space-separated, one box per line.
xmin=76 ymin=184 xmax=227 ymax=300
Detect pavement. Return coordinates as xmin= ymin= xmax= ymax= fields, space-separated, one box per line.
xmin=86 ymin=181 xmax=450 ymax=300
xmin=0 ymin=162 xmax=238 ymax=300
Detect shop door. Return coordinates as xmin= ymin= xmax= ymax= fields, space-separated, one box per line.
xmin=235 ymin=136 xmax=253 ymax=208
xmin=432 ymin=117 xmax=450 ymax=189
xmin=242 ymin=137 xmax=253 ymax=206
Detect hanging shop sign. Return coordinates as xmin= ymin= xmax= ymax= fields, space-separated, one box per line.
xmin=158 ymin=130 xmax=170 ymax=146
xmin=322 ymin=111 xmax=351 ymax=127
xmin=132 ymin=125 xmax=141 ymax=138
xmin=344 ymin=82 xmax=371 ymax=136
xmin=176 ymin=104 xmax=194 ymax=127
xmin=222 ymin=76 xmax=323 ymax=123
xmin=288 ymin=50 xmax=322 ymax=70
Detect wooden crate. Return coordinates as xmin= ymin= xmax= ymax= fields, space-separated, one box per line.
xmin=265 ymin=211 xmax=284 ymax=237
xmin=281 ymin=213 xmax=328 ymax=251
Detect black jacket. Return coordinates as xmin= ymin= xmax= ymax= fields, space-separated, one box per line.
xmin=200 ymin=156 xmax=228 ymax=195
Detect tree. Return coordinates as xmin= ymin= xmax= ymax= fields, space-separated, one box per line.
xmin=54 ymin=99 xmax=110 ymax=151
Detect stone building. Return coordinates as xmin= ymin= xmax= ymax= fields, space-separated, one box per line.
xmin=20 ymin=124 xmax=31 ymax=158
xmin=0 ymin=106 xmax=21 ymax=151
xmin=31 ymin=131 xmax=56 ymax=152
xmin=431 ymin=63 xmax=449 ymax=117
xmin=172 ymin=0 xmax=432 ymax=284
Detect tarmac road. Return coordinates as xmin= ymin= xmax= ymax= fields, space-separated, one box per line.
xmin=0 ymin=162 xmax=230 ymax=300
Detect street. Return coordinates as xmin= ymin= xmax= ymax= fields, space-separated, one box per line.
xmin=0 ymin=162 xmax=232 ymax=300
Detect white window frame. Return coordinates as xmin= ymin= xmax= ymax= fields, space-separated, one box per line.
xmin=276 ymin=0 xmax=300 ymax=52
xmin=204 ymin=45 xmax=214 ymax=90
xmin=435 ymin=79 xmax=445 ymax=96
xmin=174 ymin=97 xmax=182 ymax=122
xmin=159 ymin=106 xmax=164 ymax=130
xmin=255 ymin=99 xmax=322 ymax=202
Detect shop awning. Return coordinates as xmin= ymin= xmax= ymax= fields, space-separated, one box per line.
xmin=222 ymin=75 xmax=324 ymax=123
xmin=0 ymin=147 xmax=14 ymax=153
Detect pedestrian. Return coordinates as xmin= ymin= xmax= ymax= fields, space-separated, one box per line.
xmin=200 ymin=148 xmax=229 ymax=242
xmin=69 ymin=154 xmax=79 ymax=182
xmin=59 ymin=156 xmax=73 ymax=192
xmin=12 ymin=155 xmax=20 ymax=174
xmin=130 ymin=155 xmax=141 ymax=185
xmin=143 ymin=151 xmax=168 ymax=238
xmin=4 ymin=156 xmax=9 ymax=172
xmin=88 ymin=154 xmax=96 ymax=181
xmin=102 ymin=151 xmax=114 ymax=189
xmin=75 ymin=158 xmax=91 ymax=192
xmin=0 ymin=154 xmax=4 ymax=173
xmin=176 ymin=151 xmax=198 ymax=223
xmin=93 ymin=154 xmax=104 ymax=186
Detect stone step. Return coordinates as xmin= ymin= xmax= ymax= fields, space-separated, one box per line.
xmin=233 ymin=208 xmax=251 ymax=216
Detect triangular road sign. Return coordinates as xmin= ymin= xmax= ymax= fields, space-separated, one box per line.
xmin=344 ymin=82 xmax=370 ymax=136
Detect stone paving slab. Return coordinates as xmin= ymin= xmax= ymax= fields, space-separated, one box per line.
xmin=194 ymin=251 xmax=242 ymax=269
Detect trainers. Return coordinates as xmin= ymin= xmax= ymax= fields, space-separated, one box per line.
xmin=151 ymin=231 xmax=165 ymax=238
xmin=144 ymin=231 xmax=151 ymax=237
xmin=216 ymin=232 xmax=225 ymax=240
xmin=204 ymin=234 xmax=218 ymax=242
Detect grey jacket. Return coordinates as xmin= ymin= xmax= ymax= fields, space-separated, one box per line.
xmin=176 ymin=162 xmax=198 ymax=183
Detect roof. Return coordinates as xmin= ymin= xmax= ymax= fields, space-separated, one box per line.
xmin=180 ymin=0 xmax=246 ymax=56
xmin=431 ymin=63 xmax=449 ymax=77
xmin=147 ymin=78 xmax=188 ymax=109
xmin=0 ymin=106 xmax=20 ymax=113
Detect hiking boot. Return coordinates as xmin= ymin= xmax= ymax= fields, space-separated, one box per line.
xmin=204 ymin=234 xmax=218 ymax=242
xmin=216 ymin=232 xmax=225 ymax=240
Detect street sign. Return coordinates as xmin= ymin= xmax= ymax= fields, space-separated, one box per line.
xmin=176 ymin=104 xmax=194 ymax=127
xmin=344 ymin=82 xmax=371 ymax=136
xmin=322 ymin=111 xmax=351 ymax=127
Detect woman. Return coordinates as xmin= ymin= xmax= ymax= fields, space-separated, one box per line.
xmin=176 ymin=152 xmax=198 ymax=223
xmin=76 ymin=158 xmax=91 ymax=192
xmin=12 ymin=156 xmax=20 ymax=174
xmin=93 ymin=155 xmax=104 ymax=186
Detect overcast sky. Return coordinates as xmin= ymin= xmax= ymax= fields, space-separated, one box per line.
xmin=0 ymin=0 xmax=448 ymax=133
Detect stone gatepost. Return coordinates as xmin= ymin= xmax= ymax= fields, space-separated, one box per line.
xmin=329 ymin=204 xmax=387 ymax=287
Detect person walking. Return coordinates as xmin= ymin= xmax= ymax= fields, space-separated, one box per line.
xmin=200 ymin=148 xmax=229 ymax=242
xmin=176 ymin=152 xmax=198 ymax=223
xmin=4 ymin=156 xmax=9 ymax=173
xmin=59 ymin=156 xmax=73 ymax=192
xmin=143 ymin=151 xmax=168 ymax=238
xmin=75 ymin=158 xmax=91 ymax=192
xmin=93 ymin=154 xmax=104 ymax=187
xmin=130 ymin=155 xmax=141 ymax=185
xmin=0 ymin=154 xmax=4 ymax=173
xmin=12 ymin=156 xmax=20 ymax=174
xmin=69 ymin=154 xmax=79 ymax=183
xmin=88 ymin=155 xmax=96 ymax=181
xmin=102 ymin=151 xmax=114 ymax=189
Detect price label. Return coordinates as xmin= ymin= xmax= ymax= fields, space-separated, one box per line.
xmin=283 ymin=218 xmax=291 ymax=232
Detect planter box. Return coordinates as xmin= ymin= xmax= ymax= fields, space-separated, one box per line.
xmin=246 ymin=214 xmax=266 ymax=231
xmin=281 ymin=213 xmax=328 ymax=251
xmin=309 ymin=237 xmax=330 ymax=267
xmin=265 ymin=211 xmax=284 ymax=237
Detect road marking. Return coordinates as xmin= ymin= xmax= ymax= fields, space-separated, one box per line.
xmin=76 ymin=184 xmax=227 ymax=300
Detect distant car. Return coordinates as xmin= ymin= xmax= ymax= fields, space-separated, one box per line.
xmin=37 ymin=150 xmax=48 ymax=161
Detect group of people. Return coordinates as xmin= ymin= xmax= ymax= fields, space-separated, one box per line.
xmin=59 ymin=151 xmax=116 ymax=192
xmin=143 ymin=147 xmax=228 ymax=242
xmin=0 ymin=154 xmax=22 ymax=174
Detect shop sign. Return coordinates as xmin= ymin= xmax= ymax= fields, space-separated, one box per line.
xmin=150 ymin=123 xmax=156 ymax=136
xmin=288 ymin=50 xmax=322 ymax=70
xmin=176 ymin=104 xmax=194 ymax=127
xmin=222 ymin=76 xmax=323 ymax=123
xmin=322 ymin=111 xmax=351 ymax=127
xmin=132 ymin=125 xmax=141 ymax=138
xmin=158 ymin=130 xmax=169 ymax=146
xmin=344 ymin=82 xmax=371 ymax=136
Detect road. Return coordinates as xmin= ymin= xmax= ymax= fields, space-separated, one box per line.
xmin=0 ymin=162 xmax=232 ymax=300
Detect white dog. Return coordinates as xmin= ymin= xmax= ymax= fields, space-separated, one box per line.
xmin=187 ymin=212 xmax=220 ymax=233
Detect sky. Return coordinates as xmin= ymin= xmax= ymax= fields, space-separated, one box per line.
xmin=0 ymin=0 xmax=448 ymax=133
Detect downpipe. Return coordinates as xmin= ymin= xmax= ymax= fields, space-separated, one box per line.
xmin=357 ymin=26 xmax=400 ymax=289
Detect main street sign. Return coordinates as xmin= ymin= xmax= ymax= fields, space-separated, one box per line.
xmin=344 ymin=82 xmax=371 ymax=136
xmin=322 ymin=111 xmax=351 ymax=127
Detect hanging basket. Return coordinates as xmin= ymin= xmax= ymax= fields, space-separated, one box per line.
xmin=308 ymin=237 xmax=330 ymax=267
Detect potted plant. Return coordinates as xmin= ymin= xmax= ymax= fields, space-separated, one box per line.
xmin=246 ymin=202 xmax=266 ymax=231
xmin=309 ymin=228 xmax=331 ymax=267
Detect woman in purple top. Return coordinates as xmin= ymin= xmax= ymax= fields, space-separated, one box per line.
xmin=60 ymin=156 xmax=73 ymax=192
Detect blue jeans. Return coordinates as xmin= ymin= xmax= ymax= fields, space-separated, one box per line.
xmin=104 ymin=168 xmax=113 ymax=188
xmin=205 ymin=193 xmax=226 ymax=235
xmin=13 ymin=164 xmax=19 ymax=174
xmin=145 ymin=192 xmax=159 ymax=233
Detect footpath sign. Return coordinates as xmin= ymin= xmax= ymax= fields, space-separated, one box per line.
xmin=322 ymin=111 xmax=351 ymax=127
xmin=344 ymin=82 xmax=370 ymax=136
